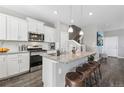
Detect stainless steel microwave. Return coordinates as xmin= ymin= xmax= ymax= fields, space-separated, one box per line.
xmin=28 ymin=32 xmax=44 ymax=42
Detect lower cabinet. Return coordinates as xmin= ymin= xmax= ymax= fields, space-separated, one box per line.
xmin=0 ymin=55 xmax=7 ymax=79
xmin=7 ymin=54 xmax=20 ymax=76
xmin=0 ymin=53 xmax=30 ymax=79
xmin=18 ymin=53 xmax=29 ymax=73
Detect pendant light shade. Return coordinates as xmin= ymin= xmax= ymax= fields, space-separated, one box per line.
xmin=79 ymin=6 xmax=84 ymax=36
xmin=68 ymin=26 xmax=73 ymax=33
xmin=68 ymin=6 xmax=73 ymax=33
xmin=79 ymin=30 xmax=84 ymax=36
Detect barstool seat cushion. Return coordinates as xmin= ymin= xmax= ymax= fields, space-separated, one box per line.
xmin=65 ymin=72 xmax=84 ymax=87
xmin=76 ymin=67 xmax=91 ymax=78
xmin=83 ymin=63 xmax=96 ymax=71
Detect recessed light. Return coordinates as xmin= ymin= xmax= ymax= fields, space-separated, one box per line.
xmin=89 ymin=12 xmax=93 ymax=16
xmin=53 ymin=11 xmax=58 ymax=15
xmin=71 ymin=19 xmax=74 ymax=23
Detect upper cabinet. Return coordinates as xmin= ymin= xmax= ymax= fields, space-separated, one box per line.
xmin=44 ymin=26 xmax=56 ymax=42
xmin=27 ymin=17 xmax=44 ymax=34
xmin=27 ymin=19 xmax=37 ymax=32
xmin=0 ymin=13 xmax=7 ymax=40
xmin=0 ymin=13 xmax=46 ymax=41
xmin=2 ymin=15 xmax=28 ymax=41
xmin=18 ymin=19 xmax=28 ymax=41
xmin=37 ymin=21 xmax=44 ymax=34
xmin=7 ymin=15 xmax=19 ymax=41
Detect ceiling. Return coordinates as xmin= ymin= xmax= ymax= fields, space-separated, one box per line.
xmin=1 ymin=5 xmax=124 ymax=30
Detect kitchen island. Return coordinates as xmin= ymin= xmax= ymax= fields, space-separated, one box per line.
xmin=42 ymin=51 xmax=96 ymax=87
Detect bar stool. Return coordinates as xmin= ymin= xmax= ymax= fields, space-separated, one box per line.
xmin=83 ymin=63 xmax=98 ymax=86
xmin=65 ymin=72 xmax=85 ymax=87
xmin=89 ymin=61 xmax=102 ymax=80
xmin=83 ymin=63 xmax=96 ymax=72
xmin=76 ymin=66 xmax=93 ymax=87
xmin=83 ymin=63 xmax=99 ymax=85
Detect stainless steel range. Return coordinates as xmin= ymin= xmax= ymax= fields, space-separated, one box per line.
xmin=27 ymin=47 xmax=47 ymax=72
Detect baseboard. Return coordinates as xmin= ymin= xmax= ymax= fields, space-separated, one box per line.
xmin=0 ymin=70 xmax=29 ymax=81
xmin=117 ymin=56 xmax=124 ymax=59
xmin=108 ymin=56 xmax=118 ymax=58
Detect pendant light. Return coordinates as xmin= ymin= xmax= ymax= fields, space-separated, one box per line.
xmin=68 ymin=6 xmax=73 ymax=33
xmin=79 ymin=5 xmax=84 ymax=36
xmin=68 ymin=25 xmax=73 ymax=33
xmin=79 ymin=30 xmax=84 ymax=35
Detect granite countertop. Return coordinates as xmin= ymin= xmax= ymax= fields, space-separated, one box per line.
xmin=43 ymin=51 xmax=96 ymax=63
xmin=0 ymin=51 xmax=29 ymax=55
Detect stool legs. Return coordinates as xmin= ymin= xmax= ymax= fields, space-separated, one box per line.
xmin=98 ymin=67 xmax=102 ymax=80
xmin=94 ymin=71 xmax=98 ymax=85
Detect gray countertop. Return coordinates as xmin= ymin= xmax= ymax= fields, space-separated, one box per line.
xmin=0 ymin=51 xmax=29 ymax=55
xmin=42 ymin=51 xmax=96 ymax=63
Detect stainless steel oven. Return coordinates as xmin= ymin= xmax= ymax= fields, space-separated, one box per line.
xmin=28 ymin=32 xmax=44 ymax=42
xmin=27 ymin=48 xmax=46 ymax=72
xmin=30 ymin=54 xmax=42 ymax=72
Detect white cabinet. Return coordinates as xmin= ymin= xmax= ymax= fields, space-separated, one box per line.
xmin=44 ymin=26 xmax=56 ymax=42
xmin=0 ymin=13 xmax=7 ymax=40
xmin=0 ymin=55 xmax=7 ymax=79
xmin=7 ymin=16 xmax=19 ymax=40
xmin=0 ymin=13 xmax=28 ymax=41
xmin=37 ymin=21 xmax=44 ymax=34
xmin=6 ymin=53 xmax=29 ymax=77
xmin=18 ymin=19 xmax=28 ymax=41
xmin=18 ymin=53 xmax=29 ymax=73
xmin=27 ymin=17 xmax=44 ymax=33
xmin=7 ymin=54 xmax=19 ymax=76
xmin=28 ymin=20 xmax=37 ymax=32
xmin=0 ymin=53 xmax=29 ymax=79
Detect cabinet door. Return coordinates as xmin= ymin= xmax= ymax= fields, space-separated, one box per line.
xmin=37 ymin=22 xmax=44 ymax=34
xmin=50 ymin=29 xmax=55 ymax=42
xmin=45 ymin=30 xmax=50 ymax=42
xmin=27 ymin=18 xmax=37 ymax=32
xmin=0 ymin=55 xmax=7 ymax=78
xmin=19 ymin=53 xmax=29 ymax=73
xmin=28 ymin=21 xmax=37 ymax=32
xmin=7 ymin=16 xmax=19 ymax=40
xmin=18 ymin=19 xmax=28 ymax=41
xmin=7 ymin=54 xmax=19 ymax=76
xmin=45 ymin=26 xmax=55 ymax=42
xmin=0 ymin=13 xmax=6 ymax=40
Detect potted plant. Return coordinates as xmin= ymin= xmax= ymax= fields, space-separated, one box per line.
xmin=88 ymin=55 xmax=95 ymax=62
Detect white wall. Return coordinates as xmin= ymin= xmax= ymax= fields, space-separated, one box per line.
xmin=83 ymin=25 xmax=97 ymax=50
xmin=104 ymin=29 xmax=124 ymax=58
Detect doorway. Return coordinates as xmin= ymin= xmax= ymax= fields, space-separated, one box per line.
xmin=103 ymin=36 xmax=118 ymax=57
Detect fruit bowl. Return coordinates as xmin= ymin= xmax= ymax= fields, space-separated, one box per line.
xmin=0 ymin=48 xmax=10 ymax=53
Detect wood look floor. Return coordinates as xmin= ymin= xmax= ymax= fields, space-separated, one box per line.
xmin=0 ymin=57 xmax=124 ymax=87
xmin=0 ymin=70 xmax=43 ymax=87
xmin=99 ymin=57 xmax=124 ymax=87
